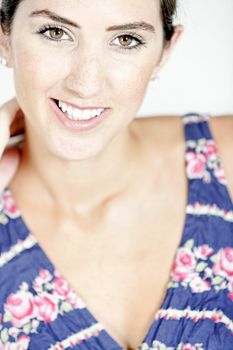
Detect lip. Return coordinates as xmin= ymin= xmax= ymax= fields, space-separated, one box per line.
xmin=49 ymin=98 xmax=110 ymax=132
xmin=54 ymin=98 xmax=107 ymax=111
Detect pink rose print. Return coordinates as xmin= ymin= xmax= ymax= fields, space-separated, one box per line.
xmin=189 ymin=275 xmax=211 ymax=293
xmin=186 ymin=152 xmax=206 ymax=179
xmin=53 ymin=277 xmax=86 ymax=308
xmin=0 ymin=335 xmax=30 ymax=350
xmin=182 ymin=344 xmax=198 ymax=350
xmin=227 ymin=280 xmax=233 ymax=301
xmin=5 ymin=291 xmax=35 ymax=328
xmin=53 ymin=277 xmax=71 ymax=298
xmin=35 ymin=269 xmax=52 ymax=284
xmin=39 ymin=269 xmax=53 ymax=282
xmin=213 ymin=247 xmax=233 ymax=280
xmin=204 ymin=140 xmax=217 ymax=158
xmin=2 ymin=191 xmax=20 ymax=219
xmin=66 ymin=290 xmax=86 ymax=309
xmin=214 ymin=167 xmax=227 ymax=185
xmin=18 ymin=335 xmax=30 ymax=350
xmin=34 ymin=293 xmax=58 ymax=323
xmin=194 ymin=244 xmax=214 ymax=260
xmin=172 ymin=247 xmax=196 ymax=282
xmin=33 ymin=269 xmax=53 ymax=292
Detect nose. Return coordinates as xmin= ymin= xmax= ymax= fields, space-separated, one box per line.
xmin=65 ymin=50 xmax=104 ymax=99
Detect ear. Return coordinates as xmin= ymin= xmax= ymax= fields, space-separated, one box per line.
xmin=152 ymin=24 xmax=184 ymax=75
xmin=0 ymin=25 xmax=12 ymax=67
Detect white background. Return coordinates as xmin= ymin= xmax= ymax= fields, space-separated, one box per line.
xmin=0 ymin=0 xmax=233 ymax=116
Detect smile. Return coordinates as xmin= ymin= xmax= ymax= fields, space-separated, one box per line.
xmin=57 ymin=100 xmax=105 ymax=121
xmin=50 ymin=98 xmax=109 ymax=132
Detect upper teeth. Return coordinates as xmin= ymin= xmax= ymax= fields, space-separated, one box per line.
xmin=58 ymin=100 xmax=104 ymax=121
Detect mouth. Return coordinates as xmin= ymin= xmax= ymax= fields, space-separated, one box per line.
xmin=54 ymin=99 xmax=106 ymax=121
xmin=50 ymin=98 xmax=110 ymax=132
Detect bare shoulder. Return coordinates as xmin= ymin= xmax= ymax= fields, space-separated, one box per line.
xmin=133 ymin=114 xmax=233 ymax=150
xmin=209 ymin=115 xmax=233 ymax=146
xmin=132 ymin=115 xmax=184 ymax=151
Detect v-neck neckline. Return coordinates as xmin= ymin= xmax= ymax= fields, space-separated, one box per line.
xmin=6 ymin=186 xmax=193 ymax=350
xmin=4 ymin=117 xmax=197 ymax=350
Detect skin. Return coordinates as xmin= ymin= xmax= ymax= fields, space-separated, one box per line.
xmin=0 ymin=0 xmax=182 ymax=211
xmin=1 ymin=1 xmax=232 ymax=348
xmin=0 ymin=0 xmax=190 ymax=348
xmin=0 ymin=99 xmax=23 ymax=190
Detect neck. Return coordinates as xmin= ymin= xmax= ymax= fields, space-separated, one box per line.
xmin=13 ymin=122 xmax=143 ymax=215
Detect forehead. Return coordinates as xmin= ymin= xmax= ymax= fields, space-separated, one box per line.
xmin=17 ymin=0 xmax=161 ymax=24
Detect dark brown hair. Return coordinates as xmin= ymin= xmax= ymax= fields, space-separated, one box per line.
xmin=160 ymin=0 xmax=177 ymax=41
xmin=1 ymin=0 xmax=177 ymax=41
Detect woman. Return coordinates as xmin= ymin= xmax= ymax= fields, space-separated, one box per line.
xmin=0 ymin=0 xmax=233 ymax=349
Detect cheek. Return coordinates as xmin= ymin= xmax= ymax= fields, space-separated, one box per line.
xmin=109 ymin=46 xmax=162 ymax=109
xmin=110 ymin=61 xmax=153 ymax=109
xmin=12 ymin=43 xmax=67 ymax=104
xmin=13 ymin=52 xmax=48 ymax=109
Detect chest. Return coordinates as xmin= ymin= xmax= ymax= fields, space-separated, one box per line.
xmin=10 ymin=137 xmax=187 ymax=349
xmin=37 ymin=231 xmax=182 ymax=349
xmin=24 ymin=182 xmax=186 ymax=349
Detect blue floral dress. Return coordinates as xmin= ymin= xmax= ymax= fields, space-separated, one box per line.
xmin=0 ymin=114 xmax=233 ymax=350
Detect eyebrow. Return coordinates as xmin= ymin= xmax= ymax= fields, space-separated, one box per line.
xmin=30 ymin=9 xmax=156 ymax=33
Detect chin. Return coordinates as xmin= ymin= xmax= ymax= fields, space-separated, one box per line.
xmin=47 ymin=137 xmax=104 ymax=162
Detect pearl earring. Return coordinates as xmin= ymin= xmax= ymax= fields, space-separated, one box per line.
xmin=0 ymin=57 xmax=7 ymax=66
xmin=149 ymin=73 xmax=159 ymax=87
xmin=150 ymin=73 xmax=158 ymax=82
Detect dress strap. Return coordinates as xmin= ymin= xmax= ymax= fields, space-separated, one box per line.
xmin=182 ymin=112 xmax=212 ymax=141
xmin=182 ymin=112 xmax=233 ymax=211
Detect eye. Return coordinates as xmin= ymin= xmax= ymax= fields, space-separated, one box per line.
xmin=111 ymin=33 xmax=146 ymax=51
xmin=37 ymin=24 xmax=73 ymax=42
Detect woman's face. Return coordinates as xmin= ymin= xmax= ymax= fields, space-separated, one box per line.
xmin=4 ymin=0 xmax=175 ymax=160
